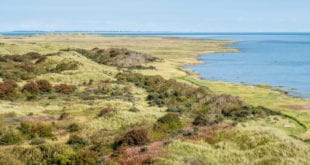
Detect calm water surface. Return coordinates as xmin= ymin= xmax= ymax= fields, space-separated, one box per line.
xmin=186 ymin=34 xmax=310 ymax=98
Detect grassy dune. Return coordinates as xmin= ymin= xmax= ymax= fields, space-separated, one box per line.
xmin=1 ymin=34 xmax=310 ymax=164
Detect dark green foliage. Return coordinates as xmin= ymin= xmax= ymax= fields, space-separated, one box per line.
xmin=167 ymin=106 xmax=182 ymax=113
xmin=155 ymin=113 xmax=183 ymax=131
xmin=115 ymin=129 xmax=149 ymax=148
xmin=140 ymin=146 xmax=148 ymax=152
xmin=38 ymin=144 xmax=75 ymax=164
xmin=19 ymin=121 xmax=54 ymax=138
xmin=67 ymin=134 xmax=88 ymax=146
xmin=77 ymin=81 xmax=134 ymax=101
xmin=192 ymin=114 xmax=223 ymax=126
xmin=52 ymin=60 xmax=80 ymax=73
xmin=129 ymin=107 xmax=140 ymax=112
xmin=67 ymin=123 xmax=80 ymax=132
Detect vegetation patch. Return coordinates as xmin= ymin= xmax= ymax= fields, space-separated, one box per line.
xmin=114 ymin=129 xmax=149 ymax=148
xmin=65 ymin=47 xmax=158 ymax=67
xmin=19 ymin=121 xmax=54 ymax=138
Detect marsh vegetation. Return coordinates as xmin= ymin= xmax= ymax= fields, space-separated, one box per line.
xmin=0 ymin=35 xmax=309 ymax=164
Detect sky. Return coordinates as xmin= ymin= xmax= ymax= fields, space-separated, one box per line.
xmin=1 ymin=0 xmax=310 ymax=32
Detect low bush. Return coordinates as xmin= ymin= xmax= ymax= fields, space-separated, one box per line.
xmin=30 ymin=138 xmax=46 ymax=145
xmin=38 ymin=144 xmax=75 ymax=165
xmin=19 ymin=121 xmax=54 ymax=138
xmin=0 ymin=127 xmax=23 ymax=145
xmin=22 ymin=81 xmax=40 ymax=94
xmin=98 ymin=107 xmax=113 ymax=117
xmin=53 ymin=60 xmax=80 ymax=73
xmin=129 ymin=107 xmax=140 ymax=112
xmin=67 ymin=134 xmax=88 ymax=146
xmin=72 ymin=149 xmax=100 ymax=165
xmin=155 ymin=113 xmax=183 ymax=131
xmin=67 ymin=123 xmax=81 ymax=132
xmin=140 ymin=146 xmax=148 ymax=153
xmin=0 ymin=79 xmax=17 ymax=98
xmin=54 ymin=84 xmax=74 ymax=94
xmin=36 ymin=79 xmax=52 ymax=92
xmin=115 ymin=129 xmax=149 ymax=148
xmin=192 ymin=114 xmax=223 ymax=126
xmin=74 ymin=47 xmax=156 ymax=67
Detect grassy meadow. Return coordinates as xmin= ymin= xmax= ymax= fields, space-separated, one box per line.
xmin=0 ymin=34 xmax=310 ymax=164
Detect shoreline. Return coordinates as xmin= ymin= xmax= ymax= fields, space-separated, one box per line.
xmin=181 ymin=39 xmax=309 ymax=100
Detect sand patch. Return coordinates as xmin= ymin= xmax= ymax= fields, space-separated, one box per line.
xmin=281 ymin=104 xmax=310 ymax=110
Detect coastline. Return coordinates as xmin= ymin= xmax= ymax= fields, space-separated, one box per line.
xmin=181 ymin=39 xmax=309 ymax=100
xmin=1 ymin=34 xmax=310 ymax=138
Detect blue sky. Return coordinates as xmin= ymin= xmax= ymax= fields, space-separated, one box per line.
xmin=1 ymin=0 xmax=310 ymax=32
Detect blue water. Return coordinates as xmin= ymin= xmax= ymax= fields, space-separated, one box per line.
xmin=1 ymin=32 xmax=310 ymax=98
xmin=186 ymin=34 xmax=310 ymax=98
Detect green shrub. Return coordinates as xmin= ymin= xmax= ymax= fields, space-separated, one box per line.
xmin=192 ymin=114 xmax=223 ymax=126
xmin=140 ymin=146 xmax=148 ymax=153
xmin=0 ymin=127 xmax=23 ymax=145
xmin=30 ymin=138 xmax=46 ymax=145
xmin=72 ymin=149 xmax=100 ymax=165
xmin=39 ymin=144 xmax=75 ymax=165
xmin=53 ymin=60 xmax=79 ymax=73
xmin=167 ymin=106 xmax=182 ymax=113
xmin=19 ymin=121 xmax=54 ymax=138
xmin=68 ymin=123 xmax=80 ymax=132
xmin=67 ymin=134 xmax=88 ymax=146
xmin=155 ymin=113 xmax=183 ymax=131
xmin=11 ymin=146 xmax=43 ymax=164
xmin=129 ymin=106 xmax=140 ymax=112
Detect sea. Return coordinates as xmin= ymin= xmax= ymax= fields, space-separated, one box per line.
xmin=1 ymin=31 xmax=310 ymax=98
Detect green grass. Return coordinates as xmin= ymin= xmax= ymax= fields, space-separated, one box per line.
xmin=159 ymin=126 xmax=310 ymax=165
xmin=179 ymin=75 xmax=310 ymax=138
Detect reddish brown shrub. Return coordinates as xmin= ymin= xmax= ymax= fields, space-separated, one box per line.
xmin=3 ymin=79 xmax=18 ymax=88
xmin=54 ymin=84 xmax=74 ymax=94
xmin=21 ymin=64 xmax=35 ymax=72
xmin=36 ymin=79 xmax=52 ymax=92
xmin=115 ymin=129 xmax=149 ymax=148
xmin=0 ymin=79 xmax=18 ymax=97
xmin=22 ymin=81 xmax=39 ymax=94
xmin=98 ymin=107 xmax=113 ymax=117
